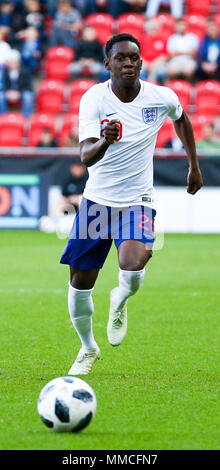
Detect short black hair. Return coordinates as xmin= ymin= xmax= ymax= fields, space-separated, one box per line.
xmin=105 ymin=33 xmax=141 ymax=58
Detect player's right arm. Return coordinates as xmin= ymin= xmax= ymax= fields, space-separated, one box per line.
xmin=80 ymin=121 xmax=120 ymax=167
xmin=79 ymin=84 xmax=120 ymax=167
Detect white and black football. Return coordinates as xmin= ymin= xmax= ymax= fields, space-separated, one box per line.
xmin=37 ymin=376 xmax=96 ymax=432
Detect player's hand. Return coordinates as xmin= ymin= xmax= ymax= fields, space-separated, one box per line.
xmin=103 ymin=120 xmax=120 ymax=145
xmin=187 ymin=167 xmax=203 ymax=195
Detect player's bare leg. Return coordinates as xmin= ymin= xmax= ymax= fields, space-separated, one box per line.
xmin=107 ymin=240 xmax=152 ymax=346
xmin=117 ymin=240 xmax=152 ymax=271
xmin=70 ymin=267 xmax=99 ymax=290
xmin=68 ymin=267 xmax=101 ymax=375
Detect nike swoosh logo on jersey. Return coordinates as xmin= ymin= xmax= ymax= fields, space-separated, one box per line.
xmin=106 ymin=112 xmax=117 ymax=117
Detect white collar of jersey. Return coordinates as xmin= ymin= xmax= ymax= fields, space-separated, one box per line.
xmin=108 ymin=79 xmax=144 ymax=104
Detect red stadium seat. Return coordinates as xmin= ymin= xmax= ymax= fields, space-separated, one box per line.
xmin=155 ymin=14 xmax=175 ymax=40
xmin=195 ymin=80 xmax=220 ymax=115
xmin=85 ymin=13 xmax=114 ymax=46
xmin=117 ymin=13 xmax=145 ymax=41
xmin=59 ymin=113 xmax=78 ymax=146
xmin=184 ymin=14 xmax=207 ymax=40
xmin=69 ymin=79 xmax=96 ymax=114
xmin=185 ymin=0 xmax=212 ymax=15
xmin=28 ymin=113 xmax=56 ymax=146
xmin=36 ymin=79 xmax=65 ymax=114
xmin=45 ymin=46 xmax=74 ymax=81
xmin=156 ymin=118 xmax=175 ymax=148
xmin=190 ymin=114 xmax=215 ymax=140
xmin=165 ymin=80 xmax=193 ymax=113
xmin=0 ymin=113 xmax=25 ymax=147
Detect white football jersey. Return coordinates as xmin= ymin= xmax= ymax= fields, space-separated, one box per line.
xmin=79 ymin=79 xmax=183 ymax=208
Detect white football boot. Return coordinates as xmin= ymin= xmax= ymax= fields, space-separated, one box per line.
xmin=68 ymin=347 xmax=100 ymax=375
xmin=107 ymin=288 xmax=128 ymax=346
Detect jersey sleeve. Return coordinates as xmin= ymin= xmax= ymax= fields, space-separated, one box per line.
xmin=78 ymin=86 xmax=101 ymax=142
xmin=166 ymin=88 xmax=183 ymax=121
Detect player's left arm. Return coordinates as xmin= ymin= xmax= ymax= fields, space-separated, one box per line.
xmin=174 ymin=110 xmax=203 ymax=195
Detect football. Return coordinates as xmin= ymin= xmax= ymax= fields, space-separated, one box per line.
xmin=37 ymin=376 xmax=97 ymax=432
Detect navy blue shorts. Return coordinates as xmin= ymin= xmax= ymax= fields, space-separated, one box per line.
xmin=60 ymin=198 xmax=156 ymax=270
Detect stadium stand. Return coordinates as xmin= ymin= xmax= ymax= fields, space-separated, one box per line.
xmin=69 ymin=78 xmax=96 ymax=114
xmin=189 ymin=114 xmax=215 ymax=140
xmin=85 ymin=13 xmax=115 ymax=45
xmin=59 ymin=113 xmax=79 ymax=147
xmin=44 ymin=46 xmax=75 ymax=80
xmin=0 ymin=1 xmax=219 ymax=147
xmin=117 ymin=13 xmax=146 ymax=41
xmin=184 ymin=14 xmax=208 ymax=40
xmin=165 ymin=80 xmax=193 ymax=113
xmin=185 ymin=0 xmax=213 ymax=15
xmin=155 ymin=13 xmax=175 ymax=39
xmin=146 ymin=0 xmax=184 ymax=18
xmin=195 ymin=80 xmax=220 ymax=115
xmin=156 ymin=117 xmax=175 ymax=148
xmin=28 ymin=112 xmax=56 ymax=147
xmin=36 ymin=79 xmax=66 ymax=114
xmin=0 ymin=113 xmax=25 ymax=147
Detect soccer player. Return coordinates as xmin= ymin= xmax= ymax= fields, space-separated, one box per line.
xmin=60 ymin=33 xmax=203 ymax=375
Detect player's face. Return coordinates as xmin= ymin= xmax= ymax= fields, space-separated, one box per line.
xmin=104 ymin=41 xmax=142 ymax=86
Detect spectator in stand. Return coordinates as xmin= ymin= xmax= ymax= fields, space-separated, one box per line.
xmin=0 ymin=26 xmax=11 ymax=96
xmin=37 ymin=127 xmax=58 ymax=147
xmin=166 ymin=18 xmax=199 ymax=80
xmin=68 ymin=26 xmax=106 ymax=80
xmin=65 ymin=123 xmax=79 ymax=147
xmin=0 ymin=0 xmax=14 ymax=38
xmin=123 ymin=0 xmax=147 ymax=14
xmin=0 ymin=0 xmax=27 ymax=46
xmin=59 ymin=161 xmax=88 ymax=211
xmin=146 ymin=0 xmax=183 ymax=19
xmin=140 ymin=18 xmax=168 ymax=83
xmin=41 ymin=0 xmax=58 ymax=16
xmin=0 ymin=49 xmax=34 ymax=117
xmin=72 ymin=0 xmax=88 ymax=16
xmin=85 ymin=0 xmax=110 ymax=16
xmin=196 ymin=123 xmax=220 ymax=151
xmin=0 ymin=26 xmax=11 ymax=66
xmin=197 ymin=19 xmax=220 ymax=81
xmin=24 ymin=0 xmax=44 ymax=30
xmin=108 ymin=0 xmax=146 ymax=16
xmin=41 ymin=0 xmax=88 ymax=17
xmin=50 ymin=0 xmax=82 ymax=49
xmin=19 ymin=0 xmax=46 ymax=42
xmin=20 ymin=26 xmax=41 ymax=73
xmin=85 ymin=0 xmax=146 ymax=18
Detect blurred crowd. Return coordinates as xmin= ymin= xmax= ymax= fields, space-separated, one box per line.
xmin=0 ymin=0 xmax=220 ymax=150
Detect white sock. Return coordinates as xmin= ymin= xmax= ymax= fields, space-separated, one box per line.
xmin=68 ymin=282 xmax=98 ymax=351
xmin=112 ymin=268 xmax=146 ymax=309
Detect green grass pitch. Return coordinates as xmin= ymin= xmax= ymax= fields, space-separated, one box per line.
xmin=0 ymin=230 xmax=219 ymax=450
